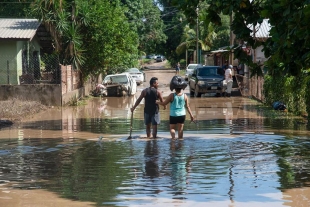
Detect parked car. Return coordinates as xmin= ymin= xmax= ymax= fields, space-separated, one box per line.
xmin=125 ymin=68 xmax=146 ymax=85
xmin=188 ymin=66 xmax=224 ymax=97
xmin=185 ymin=64 xmax=202 ymax=80
xmin=156 ymin=56 xmax=163 ymax=62
xmin=146 ymin=54 xmax=155 ymax=59
xmin=102 ymin=73 xmax=137 ymax=96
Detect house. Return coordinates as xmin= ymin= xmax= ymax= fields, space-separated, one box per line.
xmin=0 ymin=18 xmax=54 ymax=85
xmin=0 ymin=18 xmax=88 ymax=106
xmin=209 ymin=19 xmax=271 ymax=69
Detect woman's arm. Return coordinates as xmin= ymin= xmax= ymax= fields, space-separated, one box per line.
xmin=156 ymin=93 xmax=173 ymax=106
xmin=184 ymin=94 xmax=194 ymax=122
xmin=157 ymin=90 xmax=167 ymax=109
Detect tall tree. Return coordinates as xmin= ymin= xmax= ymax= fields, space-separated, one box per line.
xmin=120 ymin=0 xmax=167 ymax=54
xmin=173 ymin=0 xmax=310 ymax=77
xmin=82 ymin=0 xmax=139 ymax=76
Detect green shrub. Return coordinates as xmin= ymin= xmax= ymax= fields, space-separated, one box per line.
xmin=264 ymin=73 xmax=309 ymax=117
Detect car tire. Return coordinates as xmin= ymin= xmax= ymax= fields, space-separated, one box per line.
xmin=194 ymin=85 xmax=202 ymax=97
xmin=127 ymin=87 xmax=132 ymax=96
xmin=190 ymin=89 xmax=194 ymax=97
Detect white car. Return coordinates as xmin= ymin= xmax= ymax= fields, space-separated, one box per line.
xmin=103 ymin=73 xmax=137 ymax=96
xmin=125 ymin=68 xmax=145 ymax=85
xmin=185 ymin=64 xmax=202 ymax=80
xmin=156 ymin=56 xmax=164 ymax=62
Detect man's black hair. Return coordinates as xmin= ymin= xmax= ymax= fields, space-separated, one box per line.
xmin=150 ymin=77 xmax=158 ymax=86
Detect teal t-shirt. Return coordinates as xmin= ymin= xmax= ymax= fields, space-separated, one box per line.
xmin=170 ymin=93 xmax=186 ymax=116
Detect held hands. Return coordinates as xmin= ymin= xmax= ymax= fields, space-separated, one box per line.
xmin=156 ymin=100 xmax=166 ymax=110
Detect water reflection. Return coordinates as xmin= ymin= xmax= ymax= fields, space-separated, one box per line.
xmin=1 ymin=96 xmax=310 ymax=206
xmin=169 ymin=139 xmax=191 ymax=198
xmin=144 ymin=140 xmax=159 ymax=178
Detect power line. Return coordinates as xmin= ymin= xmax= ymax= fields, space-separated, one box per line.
xmin=0 ymin=2 xmax=32 ymax=3
xmin=164 ymin=21 xmax=186 ymax=31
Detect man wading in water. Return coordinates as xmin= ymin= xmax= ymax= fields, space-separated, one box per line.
xmin=131 ymin=77 xmax=166 ymax=138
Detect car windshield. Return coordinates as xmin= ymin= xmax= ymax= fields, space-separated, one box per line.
xmin=104 ymin=75 xmax=128 ymax=84
xmin=197 ymin=67 xmax=222 ymax=76
xmin=127 ymin=68 xmax=139 ymax=73
xmin=188 ymin=65 xmax=198 ymax=69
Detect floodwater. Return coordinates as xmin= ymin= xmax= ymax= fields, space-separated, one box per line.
xmin=1 ymin=84 xmax=310 ymax=207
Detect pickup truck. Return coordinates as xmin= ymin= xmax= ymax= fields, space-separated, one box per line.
xmin=188 ymin=66 xmax=225 ymax=97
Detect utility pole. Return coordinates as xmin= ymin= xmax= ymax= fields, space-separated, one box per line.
xmin=196 ymin=6 xmax=199 ymax=64
xmin=229 ymin=12 xmax=235 ymax=66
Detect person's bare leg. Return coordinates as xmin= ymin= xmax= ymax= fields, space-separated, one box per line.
xmin=177 ymin=123 xmax=184 ymax=138
xmin=170 ymin=124 xmax=176 ymax=139
xmin=146 ymin=124 xmax=151 ymax=138
xmin=152 ymin=124 xmax=157 ymax=138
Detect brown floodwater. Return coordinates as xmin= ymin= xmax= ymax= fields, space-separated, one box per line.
xmin=1 ymin=71 xmax=310 ymax=207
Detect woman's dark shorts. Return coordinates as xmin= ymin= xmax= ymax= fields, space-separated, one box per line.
xmin=169 ymin=115 xmax=186 ymax=124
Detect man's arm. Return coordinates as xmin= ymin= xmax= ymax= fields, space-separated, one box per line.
xmin=131 ymin=89 xmax=145 ymax=112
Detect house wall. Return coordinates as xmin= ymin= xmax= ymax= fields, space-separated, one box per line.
xmin=16 ymin=41 xmax=23 ymax=84
xmin=254 ymin=45 xmax=268 ymax=64
xmin=0 ymin=39 xmax=41 ymax=85
xmin=0 ymin=40 xmax=17 ymax=85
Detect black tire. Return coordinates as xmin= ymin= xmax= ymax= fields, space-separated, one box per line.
xmin=190 ymin=88 xmax=194 ymax=96
xmin=194 ymin=86 xmax=202 ymax=97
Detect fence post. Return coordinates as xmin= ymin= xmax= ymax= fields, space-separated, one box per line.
xmin=7 ymin=60 xmax=10 ymax=84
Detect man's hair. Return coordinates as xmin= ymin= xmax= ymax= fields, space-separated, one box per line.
xmin=150 ymin=77 xmax=158 ymax=86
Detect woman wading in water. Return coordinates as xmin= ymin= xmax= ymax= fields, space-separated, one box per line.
xmin=156 ymin=76 xmax=194 ymax=139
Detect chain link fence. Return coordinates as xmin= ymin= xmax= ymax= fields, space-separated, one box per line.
xmin=0 ymin=53 xmax=61 ymax=85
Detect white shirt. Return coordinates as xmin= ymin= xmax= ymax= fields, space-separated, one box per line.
xmin=225 ymin=69 xmax=232 ymax=82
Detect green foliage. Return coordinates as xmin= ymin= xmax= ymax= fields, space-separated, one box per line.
xmin=120 ymin=0 xmax=167 ymax=54
xmin=82 ymin=0 xmax=139 ymax=76
xmin=264 ymin=73 xmax=309 ymax=117
xmin=0 ymin=0 xmax=32 ymax=17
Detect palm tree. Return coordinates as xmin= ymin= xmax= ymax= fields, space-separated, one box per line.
xmin=31 ymin=0 xmax=88 ymax=69
xmin=176 ymin=23 xmax=217 ymax=64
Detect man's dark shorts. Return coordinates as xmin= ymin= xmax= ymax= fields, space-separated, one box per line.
xmin=144 ymin=113 xmax=159 ymax=125
xmin=169 ymin=115 xmax=186 ymax=124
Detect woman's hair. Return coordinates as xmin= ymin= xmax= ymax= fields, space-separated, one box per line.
xmin=175 ymin=88 xmax=182 ymax=93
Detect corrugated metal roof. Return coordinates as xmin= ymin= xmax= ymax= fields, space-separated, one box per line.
xmin=249 ymin=19 xmax=271 ymax=38
xmin=0 ymin=18 xmax=41 ymax=40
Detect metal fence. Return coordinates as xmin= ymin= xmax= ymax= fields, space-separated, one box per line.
xmin=0 ymin=53 xmax=61 ymax=85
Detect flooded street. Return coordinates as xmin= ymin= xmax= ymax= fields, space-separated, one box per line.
xmin=1 ymin=70 xmax=310 ymax=207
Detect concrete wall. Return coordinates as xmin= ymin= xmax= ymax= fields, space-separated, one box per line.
xmin=61 ymin=79 xmax=92 ymax=105
xmin=0 ymin=84 xmax=61 ymax=106
xmin=0 ymin=63 xmax=93 ymax=106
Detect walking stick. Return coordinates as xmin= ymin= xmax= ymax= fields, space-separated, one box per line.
xmin=127 ymin=111 xmax=133 ymax=140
